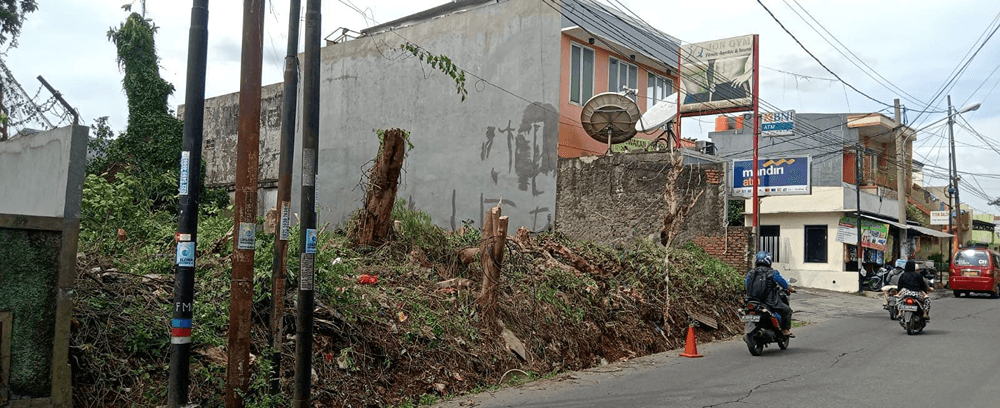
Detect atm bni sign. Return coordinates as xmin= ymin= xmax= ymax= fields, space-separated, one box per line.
xmin=761 ymin=110 xmax=795 ymax=136
xmin=732 ymin=156 xmax=811 ymax=197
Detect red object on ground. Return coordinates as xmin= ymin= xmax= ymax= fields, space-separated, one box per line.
xmin=679 ymin=326 xmax=703 ymax=358
xmin=359 ymin=274 xmax=379 ymax=284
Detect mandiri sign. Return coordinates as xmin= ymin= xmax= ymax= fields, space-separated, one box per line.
xmin=732 ymin=156 xmax=810 ymax=197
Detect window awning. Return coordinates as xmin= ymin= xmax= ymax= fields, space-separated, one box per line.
xmin=908 ymin=225 xmax=953 ymax=238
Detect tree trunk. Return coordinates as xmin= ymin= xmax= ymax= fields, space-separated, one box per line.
xmin=477 ymin=206 xmax=508 ymax=321
xmin=351 ymin=128 xmax=407 ymax=247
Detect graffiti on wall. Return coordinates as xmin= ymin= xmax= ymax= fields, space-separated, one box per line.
xmin=480 ymin=103 xmax=558 ymax=197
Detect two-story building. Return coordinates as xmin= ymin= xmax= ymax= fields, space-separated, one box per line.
xmin=190 ymin=0 xmax=683 ymax=232
xmin=710 ymin=112 xmax=950 ymax=292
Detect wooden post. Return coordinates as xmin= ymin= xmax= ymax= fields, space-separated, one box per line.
xmin=477 ymin=206 xmax=508 ymax=320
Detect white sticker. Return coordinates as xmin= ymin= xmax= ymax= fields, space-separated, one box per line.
xmin=305 ymin=228 xmax=317 ymax=254
xmin=302 ymin=148 xmax=316 ymax=187
xmin=279 ymin=201 xmax=291 ymax=241
xmin=300 ymin=253 xmax=315 ymax=291
xmin=179 ymin=151 xmax=191 ymax=195
xmin=176 ymin=241 xmax=195 ymax=267
xmin=237 ymin=222 xmax=256 ymax=250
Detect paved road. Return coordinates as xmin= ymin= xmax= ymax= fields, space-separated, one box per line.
xmin=436 ymin=289 xmax=1000 ymax=408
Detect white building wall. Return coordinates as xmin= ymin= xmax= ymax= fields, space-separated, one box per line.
xmin=759 ymin=212 xmax=858 ymax=293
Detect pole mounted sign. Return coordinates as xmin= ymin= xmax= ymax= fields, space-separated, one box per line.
xmin=732 ymin=156 xmax=811 ymax=197
xmin=929 ymin=211 xmax=949 ymax=225
xmin=761 ymin=110 xmax=795 ymax=136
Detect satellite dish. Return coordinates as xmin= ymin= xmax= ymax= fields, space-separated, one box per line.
xmin=636 ymin=92 xmax=679 ymax=133
xmin=581 ymin=92 xmax=640 ymax=145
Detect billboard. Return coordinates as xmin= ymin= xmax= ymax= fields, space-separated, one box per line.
xmin=732 ymin=156 xmax=810 ymax=197
xmin=761 ymin=110 xmax=795 ymax=136
xmin=679 ymin=35 xmax=755 ymax=114
xmin=835 ymin=216 xmax=890 ymax=251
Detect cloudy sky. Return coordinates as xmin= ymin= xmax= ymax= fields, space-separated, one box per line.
xmin=5 ymin=0 xmax=999 ymax=213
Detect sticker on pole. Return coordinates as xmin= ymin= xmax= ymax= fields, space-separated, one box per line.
xmin=300 ymin=253 xmax=315 ymax=291
xmin=176 ymin=241 xmax=195 ymax=267
xmin=279 ymin=201 xmax=291 ymax=241
xmin=305 ymin=228 xmax=318 ymax=254
xmin=179 ymin=151 xmax=191 ymax=195
xmin=237 ymin=222 xmax=256 ymax=250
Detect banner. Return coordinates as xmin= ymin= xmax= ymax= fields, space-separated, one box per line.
xmin=679 ymin=35 xmax=755 ymax=114
xmin=835 ymin=216 xmax=889 ymax=251
xmin=732 ymin=156 xmax=810 ymax=197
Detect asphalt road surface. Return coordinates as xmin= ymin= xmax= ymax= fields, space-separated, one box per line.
xmin=436 ymin=289 xmax=1000 ymax=408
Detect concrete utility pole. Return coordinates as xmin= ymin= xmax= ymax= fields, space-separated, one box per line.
xmin=293 ymin=0 xmax=321 ymax=405
xmin=168 ymin=0 xmax=209 ymax=406
xmin=894 ymin=98 xmax=907 ymax=260
xmin=856 ymin=143 xmax=863 ymax=290
xmin=268 ymin=0 xmax=301 ymax=396
xmin=227 ymin=0 xmax=264 ymax=406
xmin=947 ymin=95 xmax=962 ymax=252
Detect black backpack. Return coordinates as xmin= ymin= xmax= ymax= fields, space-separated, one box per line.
xmin=746 ymin=266 xmax=775 ymax=300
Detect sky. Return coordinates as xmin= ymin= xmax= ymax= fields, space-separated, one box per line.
xmin=5 ymin=0 xmax=1000 ymax=214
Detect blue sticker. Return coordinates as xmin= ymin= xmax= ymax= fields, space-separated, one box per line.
xmin=179 ymin=151 xmax=190 ymax=196
xmin=176 ymin=241 xmax=195 ymax=267
xmin=171 ymin=318 xmax=192 ymax=328
xmin=305 ymin=229 xmax=317 ymax=254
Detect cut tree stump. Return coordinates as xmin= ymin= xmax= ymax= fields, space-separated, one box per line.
xmin=351 ymin=128 xmax=407 ymax=247
xmin=477 ymin=205 xmax=508 ymax=320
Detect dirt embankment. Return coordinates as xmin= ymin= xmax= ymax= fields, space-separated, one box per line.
xmin=71 ymin=226 xmax=745 ymax=407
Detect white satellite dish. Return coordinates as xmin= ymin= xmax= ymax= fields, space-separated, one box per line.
xmin=636 ymin=92 xmax=679 ymax=133
xmin=580 ymin=92 xmax=640 ymax=145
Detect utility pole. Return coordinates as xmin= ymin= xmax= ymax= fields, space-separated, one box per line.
xmin=947 ymin=95 xmax=962 ymax=253
xmin=167 ymin=0 xmax=209 ymax=406
xmin=293 ymin=0 xmax=321 ymax=406
xmin=751 ymin=34 xmax=761 ymax=250
xmin=894 ymin=98 xmax=907 ymax=260
xmin=856 ymin=143 xmax=863 ymax=291
xmin=1 ymin=87 xmax=8 ymax=141
xmin=227 ymin=0 xmax=264 ymax=406
xmin=268 ymin=0 xmax=301 ymax=396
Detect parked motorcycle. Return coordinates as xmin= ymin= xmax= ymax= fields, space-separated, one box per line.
xmin=896 ymin=289 xmax=928 ymax=335
xmin=881 ymin=283 xmax=899 ymax=320
xmin=741 ymin=278 xmax=796 ymax=356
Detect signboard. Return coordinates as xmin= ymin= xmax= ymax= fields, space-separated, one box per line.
xmin=731 ymin=156 xmax=810 ymax=197
xmin=930 ymin=211 xmax=949 ymax=225
xmin=835 ymin=216 xmax=890 ymax=251
xmin=679 ymin=34 xmax=755 ymax=114
xmin=761 ymin=110 xmax=795 ymax=136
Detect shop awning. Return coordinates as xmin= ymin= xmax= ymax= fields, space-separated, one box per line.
xmin=908 ymin=225 xmax=953 ymax=238
xmin=861 ymin=214 xmax=909 ymax=230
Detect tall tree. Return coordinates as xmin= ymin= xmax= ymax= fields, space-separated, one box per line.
xmin=0 ymin=0 xmax=38 ymax=49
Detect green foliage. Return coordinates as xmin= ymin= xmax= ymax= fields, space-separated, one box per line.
xmin=0 ymin=229 xmax=59 ymax=397
xmin=0 ymin=0 xmax=38 ymax=48
xmin=80 ymin=173 xmax=176 ymax=257
xmin=907 ymin=204 xmax=929 ymax=226
xmin=400 ymin=43 xmax=468 ymax=101
xmin=728 ymin=200 xmax=745 ymax=226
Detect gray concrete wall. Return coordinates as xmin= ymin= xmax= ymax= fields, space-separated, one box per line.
xmin=555 ymin=152 xmax=728 ymax=247
xmin=709 ymin=113 xmax=857 ymax=188
xmin=290 ymin=0 xmax=564 ymax=231
xmin=0 ymin=126 xmax=88 ymax=220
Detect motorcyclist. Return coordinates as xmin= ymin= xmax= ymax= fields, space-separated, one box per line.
xmin=745 ymin=251 xmax=796 ymax=337
xmin=896 ymin=259 xmax=933 ymax=319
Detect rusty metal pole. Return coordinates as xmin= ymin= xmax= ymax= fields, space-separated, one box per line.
xmin=1 ymin=86 xmax=8 ymax=141
xmin=293 ymin=0 xmax=321 ymax=405
xmin=167 ymin=1 xmax=210 ymax=406
xmin=226 ymin=0 xmax=264 ymax=406
xmin=268 ymin=0 xmax=302 ymax=396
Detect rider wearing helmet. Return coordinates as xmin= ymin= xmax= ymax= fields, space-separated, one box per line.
xmin=746 ymin=251 xmax=796 ymax=337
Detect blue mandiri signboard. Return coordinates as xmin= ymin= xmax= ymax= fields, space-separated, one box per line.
xmin=732 ymin=156 xmax=811 ymax=196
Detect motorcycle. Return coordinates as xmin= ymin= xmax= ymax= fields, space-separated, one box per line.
xmin=896 ymin=289 xmax=928 ymax=335
xmin=881 ymin=283 xmax=900 ymax=320
xmin=741 ymin=278 xmax=796 ymax=356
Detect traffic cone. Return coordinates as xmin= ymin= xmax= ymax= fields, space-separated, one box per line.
xmin=679 ymin=326 xmax=703 ymax=358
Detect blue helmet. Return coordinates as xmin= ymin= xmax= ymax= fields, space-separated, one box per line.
xmin=755 ymin=251 xmax=772 ymax=267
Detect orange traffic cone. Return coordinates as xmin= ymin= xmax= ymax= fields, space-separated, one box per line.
xmin=679 ymin=326 xmax=703 ymax=358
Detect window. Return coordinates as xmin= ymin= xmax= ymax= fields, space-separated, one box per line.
xmin=759 ymin=225 xmax=780 ymax=262
xmin=608 ymin=57 xmax=638 ymax=100
xmin=804 ymin=225 xmax=828 ymax=263
xmin=570 ymin=43 xmax=594 ymax=104
xmin=647 ymin=72 xmax=673 ymax=106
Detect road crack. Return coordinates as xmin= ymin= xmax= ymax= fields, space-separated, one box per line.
xmin=702 ymin=349 xmax=863 ymax=408
xmin=950 ymin=306 xmax=1000 ymax=321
